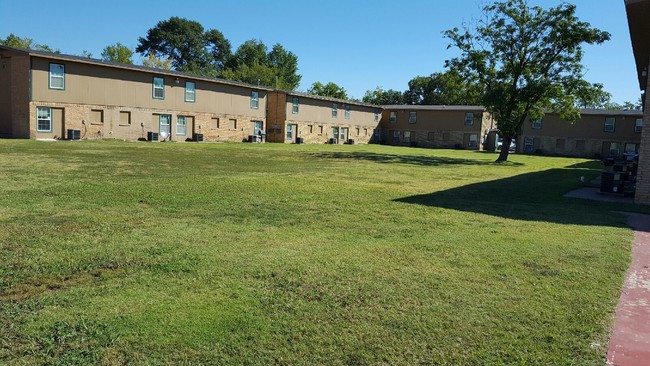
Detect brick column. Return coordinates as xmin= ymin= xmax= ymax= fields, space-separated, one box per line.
xmin=635 ymin=58 xmax=650 ymax=204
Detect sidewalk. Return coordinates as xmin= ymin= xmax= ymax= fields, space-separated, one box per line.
xmin=606 ymin=213 xmax=650 ymax=366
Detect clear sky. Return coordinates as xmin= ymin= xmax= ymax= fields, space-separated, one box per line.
xmin=0 ymin=0 xmax=639 ymax=103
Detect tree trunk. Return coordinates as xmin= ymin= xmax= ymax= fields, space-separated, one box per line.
xmin=496 ymin=135 xmax=512 ymax=162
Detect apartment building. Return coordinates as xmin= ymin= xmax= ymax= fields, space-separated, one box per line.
xmin=0 ymin=45 xmax=268 ymax=142
xmin=380 ymin=105 xmax=493 ymax=150
xmin=266 ymin=90 xmax=381 ymax=144
xmin=518 ymin=109 xmax=643 ymax=158
xmin=626 ymin=0 xmax=650 ymax=204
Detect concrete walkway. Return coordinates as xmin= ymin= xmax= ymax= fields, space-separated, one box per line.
xmin=606 ymin=213 xmax=650 ymax=366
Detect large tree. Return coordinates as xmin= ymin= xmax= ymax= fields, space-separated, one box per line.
xmin=307 ymin=81 xmax=348 ymax=99
xmin=445 ymin=0 xmax=610 ymax=161
xmin=101 ymin=43 xmax=134 ymax=64
xmin=222 ymin=40 xmax=301 ymax=90
xmin=362 ymin=87 xmax=405 ymax=105
xmin=405 ymin=70 xmax=482 ymax=105
xmin=136 ymin=17 xmax=230 ymax=75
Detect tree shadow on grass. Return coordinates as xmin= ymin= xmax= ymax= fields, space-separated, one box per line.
xmin=394 ymin=161 xmax=649 ymax=228
xmin=309 ymin=151 xmax=523 ymax=167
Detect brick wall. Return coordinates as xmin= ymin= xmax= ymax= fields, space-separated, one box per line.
xmin=635 ymin=60 xmax=650 ymax=204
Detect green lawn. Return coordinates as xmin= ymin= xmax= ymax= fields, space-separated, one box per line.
xmin=0 ymin=140 xmax=643 ymax=365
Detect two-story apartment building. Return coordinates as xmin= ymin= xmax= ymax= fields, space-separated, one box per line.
xmin=518 ymin=109 xmax=643 ymax=158
xmin=380 ymin=105 xmax=493 ymax=150
xmin=266 ymin=90 xmax=381 ymax=144
xmin=0 ymin=45 xmax=268 ymax=142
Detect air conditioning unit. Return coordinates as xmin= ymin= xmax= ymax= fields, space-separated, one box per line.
xmin=329 ymin=138 xmax=338 ymax=144
xmin=147 ymin=132 xmax=159 ymax=142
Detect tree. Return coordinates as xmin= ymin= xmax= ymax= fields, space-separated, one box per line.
xmin=362 ymin=87 xmax=405 ymax=105
xmin=136 ymin=17 xmax=228 ymax=75
xmin=404 ymin=70 xmax=482 ymax=105
xmin=222 ymin=40 xmax=301 ymax=89
xmin=142 ymin=52 xmax=172 ymax=70
xmin=0 ymin=33 xmax=55 ymax=52
xmin=101 ymin=43 xmax=134 ymax=64
xmin=445 ymin=0 xmax=610 ymax=161
xmin=307 ymin=81 xmax=348 ymax=99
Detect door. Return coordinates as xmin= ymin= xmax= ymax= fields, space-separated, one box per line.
xmin=253 ymin=120 xmax=264 ymax=142
xmin=340 ymin=127 xmax=348 ymax=143
xmin=332 ymin=127 xmax=339 ymax=143
xmin=286 ymin=124 xmax=296 ymax=143
xmin=159 ymin=114 xmax=171 ymax=140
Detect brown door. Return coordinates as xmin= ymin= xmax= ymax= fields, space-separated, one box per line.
xmin=51 ymin=108 xmax=65 ymax=139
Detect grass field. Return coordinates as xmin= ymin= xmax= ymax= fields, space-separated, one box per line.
xmin=0 ymin=140 xmax=645 ymax=365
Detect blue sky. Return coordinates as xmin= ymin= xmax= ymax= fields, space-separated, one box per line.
xmin=0 ymin=0 xmax=639 ymax=103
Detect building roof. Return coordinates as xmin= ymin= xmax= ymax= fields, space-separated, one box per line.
xmin=0 ymin=45 xmax=274 ymax=91
xmin=381 ymin=105 xmax=486 ymax=111
xmin=577 ymin=108 xmax=643 ymax=116
xmin=626 ymin=0 xmax=650 ymax=90
xmin=278 ymin=89 xmax=381 ymax=109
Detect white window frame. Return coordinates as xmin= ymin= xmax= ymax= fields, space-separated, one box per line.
xmin=604 ymin=117 xmax=615 ymax=132
xmin=292 ymin=97 xmax=299 ymax=114
xmin=531 ymin=118 xmax=542 ymax=129
xmin=403 ymin=131 xmax=411 ymax=143
xmin=635 ymin=118 xmax=643 ymax=133
xmin=408 ymin=111 xmax=417 ymax=124
xmin=49 ymin=63 xmax=65 ymax=90
xmin=392 ymin=130 xmax=400 ymax=143
xmin=389 ymin=111 xmax=397 ymax=123
xmin=468 ymin=134 xmax=478 ymax=148
xmin=159 ymin=114 xmax=171 ymax=135
xmin=176 ymin=116 xmax=187 ymax=136
xmin=523 ymin=137 xmax=534 ymax=152
xmin=36 ymin=107 xmax=52 ymax=132
xmin=464 ymin=112 xmax=474 ymax=126
xmin=345 ymin=105 xmax=351 ymax=119
xmin=332 ymin=103 xmax=338 ymax=118
xmin=185 ymin=81 xmax=196 ymax=102
xmin=250 ymin=91 xmax=259 ymax=109
xmin=153 ymin=77 xmax=165 ymax=99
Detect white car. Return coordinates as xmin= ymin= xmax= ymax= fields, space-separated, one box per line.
xmin=496 ymin=138 xmax=516 ymax=151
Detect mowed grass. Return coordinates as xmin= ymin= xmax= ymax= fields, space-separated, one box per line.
xmin=0 ymin=140 xmax=644 ymax=365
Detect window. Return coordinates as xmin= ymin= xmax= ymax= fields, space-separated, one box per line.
xmin=364 ymin=128 xmax=368 ymax=136
xmin=635 ymin=118 xmax=643 ymax=133
xmin=230 ymin=119 xmax=237 ymax=129
xmin=531 ymin=118 xmax=542 ymax=129
xmin=468 ymin=134 xmax=478 ymax=148
xmin=556 ymin=138 xmax=565 ymax=150
xmin=177 ymin=116 xmax=187 ymax=136
xmin=604 ymin=117 xmax=615 ymax=132
xmin=427 ymin=132 xmax=435 ymax=141
xmin=250 ymin=91 xmax=259 ymax=109
xmin=403 ymin=131 xmax=411 ymax=143
xmin=356 ymin=128 xmax=360 ymax=136
xmin=332 ymin=103 xmax=338 ymax=118
xmin=49 ymin=63 xmax=65 ymax=90
xmin=389 ymin=111 xmax=397 ymax=123
xmin=408 ymin=111 xmax=417 ymax=124
xmin=374 ymin=111 xmax=379 ymax=122
xmin=292 ymin=97 xmax=299 ymax=114
xmin=286 ymin=125 xmax=294 ymax=140
xmin=524 ymin=137 xmax=533 ymax=152
xmin=345 ymin=105 xmax=351 ymax=119
xmin=253 ymin=121 xmax=263 ymax=136
xmin=90 ymin=109 xmax=103 ymax=125
xmin=185 ymin=81 xmax=196 ymax=102
xmin=307 ymin=125 xmax=313 ymax=134
xmin=36 ymin=107 xmax=52 ymax=132
xmin=609 ymin=142 xmax=621 ymax=156
xmin=576 ymin=140 xmax=586 ymax=151
xmin=625 ymin=143 xmax=638 ymax=154
xmin=119 ymin=111 xmax=131 ymax=125
xmin=159 ymin=114 xmax=171 ymax=135
xmin=211 ymin=118 xmax=220 ymax=129
xmin=464 ymin=112 xmax=474 ymax=126
xmin=153 ymin=77 xmax=165 ymax=99
xmin=319 ymin=125 xmax=323 ymax=134
xmin=392 ymin=130 xmax=400 ymax=143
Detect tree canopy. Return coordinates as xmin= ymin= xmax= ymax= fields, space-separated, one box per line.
xmin=445 ymin=0 xmax=610 ymax=161
xmin=362 ymin=87 xmax=405 ymax=105
xmin=0 ymin=33 xmax=55 ymax=52
xmin=136 ymin=18 xmax=300 ymax=89
xmin=307 ymin=82 xmax=348 ymax=99
xmin=404 ymin=70 xmax=483 ymax=105
xmin=101 ymin=43 xmax=134 ymax=64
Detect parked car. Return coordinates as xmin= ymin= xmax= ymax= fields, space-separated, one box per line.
xmin=496 ymin=137 xmax=516 ymax=152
